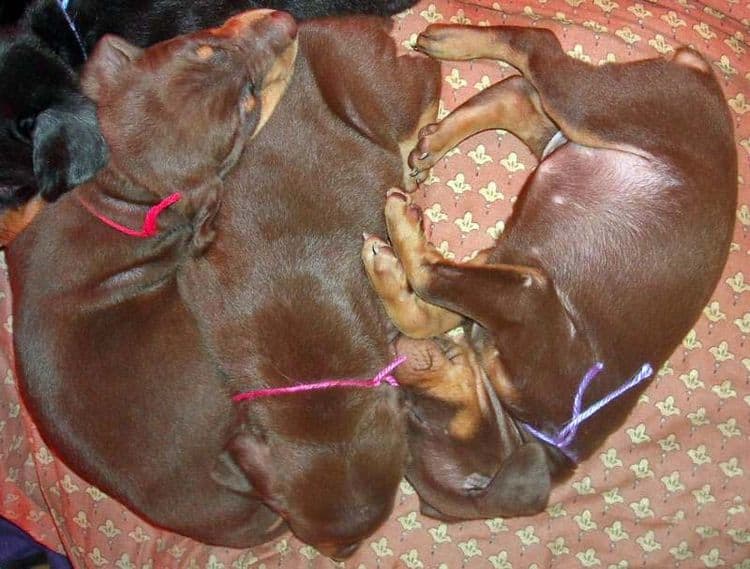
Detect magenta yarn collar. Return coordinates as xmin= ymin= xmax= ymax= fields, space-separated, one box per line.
xmin=233 ymin=355 xmax=406 ymax=402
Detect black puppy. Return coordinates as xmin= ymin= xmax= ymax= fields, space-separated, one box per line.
xmin=0 ymin=0 xmax=417 ymax=234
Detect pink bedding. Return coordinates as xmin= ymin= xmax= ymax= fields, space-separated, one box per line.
xmin=1 ymin=1 xmax=748 ymax=566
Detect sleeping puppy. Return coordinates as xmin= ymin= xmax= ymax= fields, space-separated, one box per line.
xmin=7 ymin=10 xmax=439 ymax=558
xmin=0 ymin=0 xmax=418 ymax=243
xmin=363 ymin=24 xmax=737 ymax=520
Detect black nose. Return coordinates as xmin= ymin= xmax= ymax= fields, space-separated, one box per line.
xmin=329 ymin=542 xmax=361 ymax=560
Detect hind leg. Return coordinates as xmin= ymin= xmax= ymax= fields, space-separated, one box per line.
xmin=415 ymin=25 xmax=716 ymax=156
xmin=408 ymin=76 xmax=557 ymax=181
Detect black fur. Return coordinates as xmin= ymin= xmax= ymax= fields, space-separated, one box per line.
xmin=0 ymin=0 xmax=418 ymax=211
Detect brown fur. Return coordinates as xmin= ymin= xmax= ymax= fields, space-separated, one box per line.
xmin=7 ymin=11 xmax=439 ymax=558
xmin=363 ymin=24 xmax=736 ymax=520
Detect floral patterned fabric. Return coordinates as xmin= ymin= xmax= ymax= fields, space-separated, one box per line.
xmin=1 ymin=1 xmax=748 ymax=567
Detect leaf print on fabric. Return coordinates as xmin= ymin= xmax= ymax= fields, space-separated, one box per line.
xmin=648 ymin=34 xmax=674 ymax=54
xmin=657 ymin=433 xmax=681 ymax=452
xmin=424 ymin=203 xmax=449 ymax=223
xmin=670 ymin=541 xmax=693 ymax=562
xmin=605 ymin=521 xmax=630 ymax=542
xmin=515 ymin=525 xmax=540 ymax=547
xmin=429 ymin=524 xmax=452 ymax=544
xmin=629 ymin=458 xmax=654 ymax=479
xmin=419 ymin=4 xmax=443 ymax=24
xmin=445 ymin=68 xmax=467 ymax=90
xmin=704 ymin=301 xmax=727 ymax=322
xmin=399 ymin=549 xmax=424 ymax=569
xmin=655 ymin=395 xmax=681 ymax=416
xmin=626 ymin=423 xmax=651 ymax=444
xmin=398 ymin=511 xmax=422 ymax=531
xmin=575 ymin=548 xmax=602 ymax=567
xmin=546 ymin=537 xmax=570 ymax=557
xmin=679 ymin=369 xmax=705 ymax=391
xmin=636 ymin=531 xmax=661 ymax=553
xmin=700 ymin=548 xmax=725 ymax=568
xmin=488 ymin=551 xmax=513 ymax=569
xmin=574 ymin=510 xmax=598 ymax=532
xmin=370 ymin=537 xmax=393 ymax=558
xmin=709 ymin=341 xmax=734 ymax=362
xmin=629 ymin=498 xmax=655 ymax=519
xmin=454 ymin=212 xmax=480 ymax=233
xmin=717 ymin=418 xmax=742 ymax=438
xmin=458 ymin=538 xmax=482 ymax=559
xmin=479 ymin=181 xmax=505 ymax=203
xmin=711 ymin=380 xmax=737 ymax=400
xmin=468 ymin=144 xmax=493 ymax=165
xmin=500 ymin=152 xmax=526 ymax=172
xmin=719 ymin=457 xmax=743 ymax=478
xmin=447 ymin=173 xmax=472 ymax=194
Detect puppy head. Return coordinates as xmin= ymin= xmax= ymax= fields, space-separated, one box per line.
xmin=0 ymin=32 xmax=107 ymax=208
xmin=80 ymin=9 xmax=298 ymax=199
xmin=394 ymin=333 xmax=554 ymax=520
xmin=208 ymin=289 xmax=407 ymax=559
xmin=214 ymin=389 xmax=405 ymax=560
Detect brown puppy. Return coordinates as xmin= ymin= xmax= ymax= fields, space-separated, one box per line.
xmin=363 ymin=25 xmax=737 ymax=520
xmin=7 ymin=11 xmax=439 ymax=558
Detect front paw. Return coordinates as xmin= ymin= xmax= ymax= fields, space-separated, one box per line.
xmin=408 ymin=123 xmax=444 ymax=181
xmin=384 ymin=188 xmax=425 ymax=247
xmin=415 ymin=24 xmax=479 ymax=61
xmin=361 ymin=233 xmax=409 ymax=301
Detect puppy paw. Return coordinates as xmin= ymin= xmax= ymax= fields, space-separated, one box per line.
xmin=408 ymin=123 xmax=444 ymax=181
xmin=415 ymin=24 xmax=479 ymax=61
xmin=361 ymin=233 xmax=410 ymax=302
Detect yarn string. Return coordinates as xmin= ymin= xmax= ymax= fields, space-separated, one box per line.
xmin=233 ymin=355 xmax=406 ymax=402
xmin=78 ymin=192 xmax=183 ymax=238
xmin=523 ymin=362 xmax=654 ymax=461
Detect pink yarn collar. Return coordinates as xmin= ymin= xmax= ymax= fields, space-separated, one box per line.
xmin=233 ymin=355 xmax=406 ymax=402
xmin=79 ymin=192 xmax=183 ymax=238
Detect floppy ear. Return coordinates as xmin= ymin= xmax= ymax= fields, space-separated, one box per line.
xmin=32 ymin=93 xmax=108 ymax=201
xmin=81 ymin=34 xmax=143 ymax=102
xmin=188 ymin=178 xmax=223 ymax=257
xmin=210 ymin=450 xmax=253 ymax=494
xmin=213 ymin=432 xmax=286 ymax=513
xmin=479 ymin=441 xmax=552 ymax=516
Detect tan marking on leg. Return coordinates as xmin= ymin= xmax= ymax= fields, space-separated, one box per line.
xmin=362 ymin=234 xmax=463 ymax=338
xmin=383 ymin=189 xmax=444 ymax=294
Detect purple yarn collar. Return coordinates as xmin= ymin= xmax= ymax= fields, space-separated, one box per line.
xmin=523 ymin=362 xmax=654 ymax=462
xmin=233 ymin=355 xmax=406 ymax=402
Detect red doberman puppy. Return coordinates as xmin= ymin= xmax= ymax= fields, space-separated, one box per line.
xmin=7 ymin=11 xmax=439 ymax=558
xmin=363 ymin=25 xmax=736 ymax=520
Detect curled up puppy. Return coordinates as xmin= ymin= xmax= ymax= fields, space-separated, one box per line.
xmin=362 ymin=24 xmax=737 ymax=520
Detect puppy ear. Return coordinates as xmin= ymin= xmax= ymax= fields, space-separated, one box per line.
xmin=81 ymin=35 xmax=143 ymax=101
xmin=189 ymin=178 xmax=222 ymax=256
xmin=480 ymin=441 xmax=551 ymax=516
xmin=210 ymin=450 xmax=253 ymax=494
xmin=221 ymin=432 xmax=285 ymax=512
xmin=32 ymin=93 xmax=109 ymax=200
